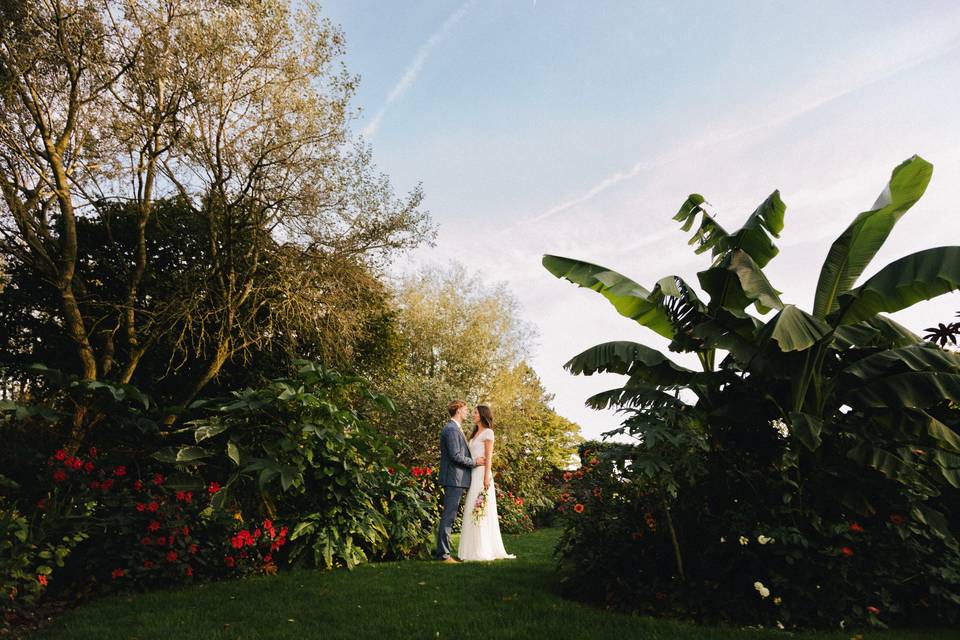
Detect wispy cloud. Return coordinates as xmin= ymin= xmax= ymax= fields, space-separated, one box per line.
xmin=362 ymin=0 xmax=476 ymax=139
xmin=533 ymin=21 xmax=960 ymax=223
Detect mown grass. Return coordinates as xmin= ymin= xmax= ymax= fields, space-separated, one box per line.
xmin=32 ymin=528 xmax=952 ymax=639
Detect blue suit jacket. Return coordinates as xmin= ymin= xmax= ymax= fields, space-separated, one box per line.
xmin=438 ymin=420 xmax=474 ymax=488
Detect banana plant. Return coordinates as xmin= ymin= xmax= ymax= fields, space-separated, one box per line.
xmin=544 ymin=155 xmax=960 ymax=523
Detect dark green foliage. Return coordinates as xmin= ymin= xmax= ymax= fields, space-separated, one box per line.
xmin=545 ymin=156 xmax=960 ymax=629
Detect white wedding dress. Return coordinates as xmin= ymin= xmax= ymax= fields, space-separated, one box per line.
xmin=458 ymin=428 xmax=515 ymax=561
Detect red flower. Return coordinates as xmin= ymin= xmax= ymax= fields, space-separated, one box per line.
xmin=182 ymin=526 xmax=190 ymax=537
xmin=183 ymin=491 xmax=192 ymax=503
xmin=88 ymin=447 xmax=97 ymax=458
xmin=36 ymin=498 xmax=46 ymax=510
xmin=387 ymin=467 xmax=395 ymax=475
xmin=136 ymin=503 xmax=146 ymax=512
xmin=849 ymin=522 xmax=865 ymax=533
xmin=148 ymin=520 xmax=161 ymax=532
xmin=208 ymin=481 xmax=221 ymax=495
xmin=63 ymin=456 xmax=76 ymax=468
xmin=253 ymin=528 xmax=261 ymax=539
xmin=113 ymin=466 xmax=126 ymax=477
xmin=562 ymin=472 xmax=573 ymax=482
xmin=841 ymin=546 xmax=854 ymax=557
xmin=224 ymin=556 xmax=236 ymax=568
xmin=83 ymin=461 xmax=95 ymax=474
xmin=867 ymin=605 xmax=880 ymax=614
xmin=263 ymin=554 xmax=273 ymax=564
xmin=89 ymin=480 xmax=102 ymax=490
xmin=70 ymin=458 xmax=84 ymax=471
xmin=889 ymin=513 xmax=906 ymax=526
xmin=425 ymin=467 xmax=433 ymax=475
xmin=175 ymin=490 xmax=186 ymax=501
xmin=184 ymin=565 xmax=193 ymax=577
xmin=134 ymin=480 xmax=144 ymax=491
xmin=110 ymin=569 xmax=125 ymax=580
xmin=147 ymin=501 xmax=159 ymax=512
xmin=188 ymin=544 xmax=199 ymax=555
xmin=54 ymin=449 xmax=67 ymax=461
xmin=152 ymin=473 xmax=165 ymax=486
xmin=166 ymin=551 xmax=178 ymax=563
xmin=37 ymin=575 xmax=48 ymax=587
xmin=53 ymin=470 xmax=67 ymax=483
xmin=140 ymin=536 xmax=152 ymax=546
xmin=100 ymin=479 xmax=114 ymax=491
xmin=239 ymin=550 xmax=248 ymax=559
xmin=143 ymin=560 xmax=154 ymax=569
xmin=156 ymin=536 xmax=166 ymax=546
xmin=589 ymin=458 xmax=599 ymax=466
xmin=573 ymin=503 xmax=585 ymax=513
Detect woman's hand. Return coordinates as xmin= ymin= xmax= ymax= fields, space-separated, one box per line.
xmin=483 ymin=474 xmax=490 ymax=490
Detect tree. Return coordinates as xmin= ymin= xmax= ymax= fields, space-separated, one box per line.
xmin=373 ymin=264 xmax=581 ymax=497
xmin=0 ymin=0 xmax=431 ymax=433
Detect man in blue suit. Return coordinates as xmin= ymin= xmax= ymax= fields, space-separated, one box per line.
xmin=436 ymin=399 xmax=485 ymax=562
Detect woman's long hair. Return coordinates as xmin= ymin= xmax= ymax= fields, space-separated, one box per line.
xmin=470 ymin=405 xmax=495 ymax=440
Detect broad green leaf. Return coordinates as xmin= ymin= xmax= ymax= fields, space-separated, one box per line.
xmin=174 ymin=446 xmax=210 ymax=462
xmin=585 ymin=382 xmax=686 ymax=411
xmin=789 ymin=411 xmax=823 ymax=451
xmin=833 ymin=314 xmax=921 ymax=349
xmin=194 ymin=421 xmax=230 ymax=443
xmin=842 ymin=344 xmax=960 ymax=382
xmin=764 ymin=305 xmax=832 ymax=352
xmin=542 ymin=255 xmax=675 ymax=339
xmin=564 ymin=341 xmax=708 ymax=387
xmin=673 ymin=191 xmax=786 ymax=268
xmin=845 ymin=371 xmax=960 ymax=409
xmin=835 ymin=246 xmax=960 ymax=325
xmin=925 ymin=414 xmax=960 ymax=453
xmin=910 ymin=504 xmax=955 ymax=546
xmin=728 ymin=250 xmax=783 ymax=312
xmin=227 ymin=441 xmax=241 ymax=466
xmin=848 ymin=443 xmax=929 ymax=490
xmin=812 ymin=155 xmax=933 ymax=318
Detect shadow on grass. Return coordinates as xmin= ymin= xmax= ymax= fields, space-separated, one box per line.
xmin=31 ymin=529 xmax=953 ymax=640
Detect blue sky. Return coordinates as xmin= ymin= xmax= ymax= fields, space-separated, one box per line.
xmin=323 ymin=0 xmax=960 ymax=439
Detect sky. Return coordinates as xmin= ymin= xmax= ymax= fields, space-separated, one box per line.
xmin=322 ymin=0 xmax=960 ymax=440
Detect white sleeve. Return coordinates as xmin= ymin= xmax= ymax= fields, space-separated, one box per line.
xmin=485 ymin=429 xmax=495 ymax=443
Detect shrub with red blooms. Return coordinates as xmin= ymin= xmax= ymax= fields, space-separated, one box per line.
xmin=496 ymin=486 xmax=534 ymax=534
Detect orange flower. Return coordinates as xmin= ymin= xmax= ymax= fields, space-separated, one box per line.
xmin=573 ymin=503 xmax=585 ymax=513
xmin=589 ymin=458 xmax=599 ymax=466
xmin=37 ymin=575 xmax=48 ymax=587
xmin=562 ymin=471 xmax=573 ymax=482
xmin=560 ymin=492 xmax=570 ymax=502
xmin=849 ymin=522 xmax=865 ymax=533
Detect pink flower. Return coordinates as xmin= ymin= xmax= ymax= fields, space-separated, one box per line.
xmin=867 ymin=605 xmax=880 ymax=614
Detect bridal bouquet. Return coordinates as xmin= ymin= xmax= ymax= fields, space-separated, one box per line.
xmin=471 ymin=488 xmax=488 ymax=525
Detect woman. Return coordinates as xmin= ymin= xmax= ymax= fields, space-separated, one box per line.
xmin=458 ymin=405 xmax=515 ymax=561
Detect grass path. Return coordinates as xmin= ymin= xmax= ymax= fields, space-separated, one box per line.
xmin=33 ymin=529 xmax=950 ymax=639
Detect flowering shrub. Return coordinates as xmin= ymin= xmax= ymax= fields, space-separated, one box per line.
xmin=496 ymin=486 xmax=533 ymax=534
xmin=555 ymin=437 xmax=960 ymax=630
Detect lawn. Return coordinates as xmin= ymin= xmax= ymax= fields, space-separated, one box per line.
xmin=32 ymin=529 xmax=951 ymax=639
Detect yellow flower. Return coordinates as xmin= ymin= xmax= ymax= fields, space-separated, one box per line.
xmin=233 ymin=512 xmax=243 ymax=523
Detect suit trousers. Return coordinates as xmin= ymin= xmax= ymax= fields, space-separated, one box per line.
xmin=435 ymin=484 xmax=466 ymax=559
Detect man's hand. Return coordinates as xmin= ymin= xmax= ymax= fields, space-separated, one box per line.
xmin=474 ymin=456 xmax=485 ymax=467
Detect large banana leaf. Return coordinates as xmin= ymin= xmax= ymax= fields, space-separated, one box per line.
xmin=673 ymin=191 xmax=786 ymax=268
xmin=833 ymin=314 xmax=921 ymax=349
xmin=727 ymin=250 xmax=783 ymax=312
xmin=762 ymin=304 xmax=832 ymax=352
xmin=835 ymin=246 xmax=960 ymax=325
xmin=844 ymin=371 xmax=960 ymax=409
xmin=542 ymin=255 xmax=675 ymax=339
xmin=585 ymin=381 xmax=686 ymax=411
xmin=812 ymin=155 xmax=933 ymax=318
xmin=841 ymin=343 xmax=960 ymax=382
xmin=564 ymin=341 xmax=725 ymax=387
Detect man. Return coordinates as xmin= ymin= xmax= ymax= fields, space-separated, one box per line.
xmin=436 ymin=399 xmax=485 ymax=562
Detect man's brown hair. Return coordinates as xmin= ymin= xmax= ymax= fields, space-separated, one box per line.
xmin=447 ymin=400 xmax=466 ymax=417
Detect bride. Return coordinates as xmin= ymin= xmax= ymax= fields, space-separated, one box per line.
xmin=458 ymin=405 xmax=515 ymax=561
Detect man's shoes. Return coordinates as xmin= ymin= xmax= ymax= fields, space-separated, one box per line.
xmin=441 ymin=556 xmax=460 ymax=564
